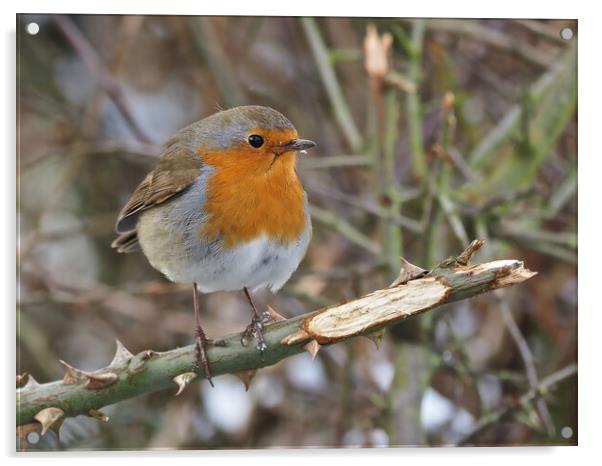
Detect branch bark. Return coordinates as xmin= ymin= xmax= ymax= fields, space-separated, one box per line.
xmin=17 ymin=240 xmax=536 ymax=433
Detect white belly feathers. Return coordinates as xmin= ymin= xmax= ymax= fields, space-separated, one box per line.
xmin=136 ymin=174 xmax=311 ymax=293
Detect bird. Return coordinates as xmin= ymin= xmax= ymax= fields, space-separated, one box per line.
xmin=111 ymin=105 xmax=316 ymax=385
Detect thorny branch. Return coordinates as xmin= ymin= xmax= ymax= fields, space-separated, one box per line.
xmin=17 ymin=240 xmax=540 ymax=443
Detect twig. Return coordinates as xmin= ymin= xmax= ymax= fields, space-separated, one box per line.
xmin=17 ymin=240 xmax=536 ymax=430
xmin=468 ymin=43 xmax=575 ymax=168
xmin=81 ymin=16 xmax=145 ymax=138
xmin=513 ymin=19 xmax=567 ymax=46
xmin=363 ymin=23 xmax=403 ymax=276
xmin=52 ymin=15 xmax=152 ymax=144
xmin=456 ymin=363 xmax=577 ymax=446
xmin=188 ymin=17 xmax=246 ymax=108
xmin=405 ymin=19 xmax=427 ymax=180
xmin=547 ymin=168 xmax=577 ymax=215
xmin=309 ymin=204 xmax=381 ymax=256
xmin=462 ymin=187 xmax=537 ymax=217
xmin=300 ymin=154 xmax=371 ymax=170
xmin=300 ymin=17 xmax=363 ymax=153
xmin=437 ymin=193 xmax=470 ymax=246
xmin=499 ymin=302 xmax=555 ymax=435
xmin=307 ymin=181 xmax=421 ymax=233
xmin=493 ymin=229 xmax=577 ymax=264
xmin=425 ymin=19 xmax=557 ymax=68
xmin=381 ymin=88 xmax=404 ymax=273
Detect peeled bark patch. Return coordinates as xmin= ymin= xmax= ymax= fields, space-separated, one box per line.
xmin=304 ymin=278 xmax=449 ymax=343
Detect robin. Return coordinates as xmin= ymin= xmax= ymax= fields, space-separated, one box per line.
xmin=112 ymin=106 xmax=316 ymax=385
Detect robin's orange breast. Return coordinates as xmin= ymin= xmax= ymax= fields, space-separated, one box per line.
xmin=199 ymin=147 xmax=307 ymax=248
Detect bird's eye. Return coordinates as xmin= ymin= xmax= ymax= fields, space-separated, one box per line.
xmin=248 ymin=134 xmax=264 ymax=148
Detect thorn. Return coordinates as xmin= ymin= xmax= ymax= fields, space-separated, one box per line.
xmin=60 ymin=360 xmax=118 ymax=389
xmin=60 ymin=360 xmax=87 ymax=385
xmin=234 ymin=369 xmax=257 ymax=391
xmin=23 ymin=374 xmax=40 ymax=389
xmin=389 ymin=258 xmax=428 ymax=287
xmin=88 ymin=409 xmax=109 ymax=423
xmin=303 ymin=340 xmax=321 ymax=360
xmin=281 ymin=328 xmax=310 ymax=345
xmin=109 ymin=339 xmax=134 ymax=367
xmin=85 ymin=371 xmax=118 ymax=390
xmin=16 ymin=372 xmax=29 ymax=388
xmin=364 ymin=328 xmax=386 ymax=349
xmin=265 ymin=305 xmax=286 ymax=322
xmin=173 ymin=372 xmax=197 ymax=396
xmin=34 ymin=407 xmax=65 ymax=437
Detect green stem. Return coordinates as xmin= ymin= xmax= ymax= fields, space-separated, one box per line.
xmin=382 ymin=89 xmax=403 ymax=276
xmin=188 ymin=17 xmax=246 ymax=107
xmin=310 ymin=204 xmax=381 ymax=256
xmin=469 ymin=43 xmax=576 ymax=169
xmin=406 ymin=19 xmax=427 ymax=180
xmin=300 ymin=17 xmax=363 ymax=153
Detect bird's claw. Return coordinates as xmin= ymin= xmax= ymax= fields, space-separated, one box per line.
xmin=241 ymin=318 xmax=268 ymax=354
xmin=194 ymin=329 xmax=214 ymax=387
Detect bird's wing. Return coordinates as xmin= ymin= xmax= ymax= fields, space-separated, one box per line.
xmin=112 ymin=144 xmax=204 ymax=252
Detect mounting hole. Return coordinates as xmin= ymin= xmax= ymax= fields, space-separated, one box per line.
xmin=26 ymin=431 xmax=40 ymax=444
xmin=560 ymin=27 xmax=574 ymax=41
xmin=561 ymin=426 xmax=573 ymax=439
xmin=26 ymin=22 xmax=40 ymax=35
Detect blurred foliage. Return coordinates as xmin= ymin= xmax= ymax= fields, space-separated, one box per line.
xmin=17 ymin=15 xmax=576 ymax=449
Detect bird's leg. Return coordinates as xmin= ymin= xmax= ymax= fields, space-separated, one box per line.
xmin=241 ymin=287 xmax=269 ymax=354
xmin=192 ymin=283 xmax=215 ymax=387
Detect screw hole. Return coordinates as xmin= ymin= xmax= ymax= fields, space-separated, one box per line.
xmin=26 ymin=22 xmax=40 ymax=35
xmin=560 ymin=27 xmax=574 ymax=41
xmin=26 ymin=431 xmax=40 ymax=444
xmin=561 ymin=426 xmax=573 ymax=439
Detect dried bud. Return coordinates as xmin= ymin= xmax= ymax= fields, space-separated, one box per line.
xmin=443 ymin=91 xmax=456 ymax=112
xmin=364 ymin=24 xmax=393 ymax=79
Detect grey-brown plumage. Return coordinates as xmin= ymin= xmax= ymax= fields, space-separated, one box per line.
xmin=111 ymin=105 xmax=316 ymax=385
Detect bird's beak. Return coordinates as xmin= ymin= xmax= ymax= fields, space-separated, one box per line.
xmin=280 ymin=138 xmax=317 ymax=154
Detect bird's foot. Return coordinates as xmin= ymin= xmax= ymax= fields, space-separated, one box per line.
xmin=193 ymin=327 xmax=215 ymax=387
xmin=241 ymin=315 xmax=268 ymax=354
